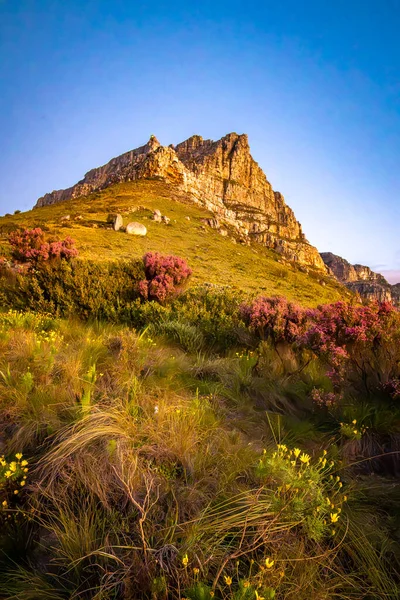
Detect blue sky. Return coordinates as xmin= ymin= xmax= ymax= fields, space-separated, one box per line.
xmin=1 ymin=0 xmax=400 ymax=281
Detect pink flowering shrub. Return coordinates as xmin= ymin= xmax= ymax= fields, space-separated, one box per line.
xmin=311 ymin=388 xmax=340 ymax=408
xmin=8 ymin=228 xmax=78 ymax=263
xmin=240 ymin=296 xmax=308 ymax=345
xmin=138 ymin=252 xmax=192 ymax=303
xmin=302 ymin=301 xmax=400 ymax=391
xmin=242 ymin=296 xmax=400 ymax=401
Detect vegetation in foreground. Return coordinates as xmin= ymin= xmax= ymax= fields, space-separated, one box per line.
xmin=0 ymin=228 xmax=399 ymax=599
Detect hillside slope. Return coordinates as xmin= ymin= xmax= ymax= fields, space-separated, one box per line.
xmin=0 ymin=179 xmax=349 ymax=305
xmin=35 ymin=133 xmax=326 ymax=270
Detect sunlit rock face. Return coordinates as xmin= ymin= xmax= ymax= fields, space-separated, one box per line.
xmin=321 ymin=252 xmax=398 ymax=305
xmin=35 ymin=133 xmax=326 ymax=270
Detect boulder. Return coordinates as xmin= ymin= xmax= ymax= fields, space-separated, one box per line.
xmin=60 ymin=215 xmax=70 ymax=221
xmin=153 ymin=212 xmax=162 ymax=222
xmin=126 ymin=222 xmax=147 ymax=236
xmin=201 ymin=218 xmax=220 ymax=229
xmin=113 ymin=214 xmax=123 ymax=231
xmin=154 ymin=209 xmax=162 ymax=217
xmin=161 ymin=215 xmax=170 ymax=225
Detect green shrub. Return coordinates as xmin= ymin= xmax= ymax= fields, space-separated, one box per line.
xmin=0 ymin=258 xmax=145 ymax=320
xmin=170 ymin=285 xmax=249 ymax=351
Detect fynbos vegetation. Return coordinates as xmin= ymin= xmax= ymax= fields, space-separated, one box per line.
xmin=0 ymin=244 xmax=399 ymax=599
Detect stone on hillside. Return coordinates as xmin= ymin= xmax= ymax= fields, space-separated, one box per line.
xmin=154 ymin=209 xmax=162 ymax=217
xmin=113 ymin=214 xmax=123 ymax=231
xmin=60 ymin=215 xmax=70 ymax=221
xmin=152 ymin=212 xmax=162 ymax=222
xmin=185 ymin=216 xmax=190 ymax=221
xmin=126 ymin=222 xmax=147 ymax=236
xmin=161 ymin=215 xmax=170 ymax=224
xmin=201 ymin=217 xmax=220 ymax=229
xmin=219 ymin=229 xmax=228 ymax=237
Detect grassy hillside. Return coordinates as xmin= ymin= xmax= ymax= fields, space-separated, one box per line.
xmin=0 ymin=306 xmax=399 ymax=599
xmin=0 ymin=180 xmax=350 ymax=306
xmin=0 ymin=182 xmax=399 ymax=599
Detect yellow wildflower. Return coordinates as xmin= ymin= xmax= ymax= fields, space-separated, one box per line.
xmin=293 ymin=448 xmax=301 ymax=458
xmin=255 ymin=592 xmax=265 ymax=600
xmin=243 ymin=581 xmax=250 ymax=588
xmin=9 ymin=462 xmax=16 ymax=472
xmin=224 ymin=575 xmax=232 ymax=586
xmin=20 ymin=480 xmax=25 ymax=487
xmin=300 ymin=453 xmax=311 ymax=464
xmin=13 ymin=490 xmax=18 ymax=495
xmin=352 ymin=419 xmax=357 ymax=424
xmin=4 ymin=470 xmax=12 ymax=478
xmin=265 ymin=557 xmax=275 ymax=569
xmin=353 ymin=430 xmax=358 ymax=435
xmin=330 ymin=512 xmax=340 ymax=523
xmin=182 ymin=553 xmax=189 ymax=567
xmin=323 ymin=449 xmax=327 ymax=456
xmin=2 ymin=500 xmax=7 ymax=508
xmin=21 ymin=460 xmax=28 ymax=467
xmin=193 ymin=567 xmax=200 ymax=575
xmin=15 ymin=453 xmax=23 ymax=460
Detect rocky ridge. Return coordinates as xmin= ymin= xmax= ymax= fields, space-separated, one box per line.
xmin=35 ymin=133 xmax=326 ymax=270
xmin=320 ymin=252 xmax=400 ymax=306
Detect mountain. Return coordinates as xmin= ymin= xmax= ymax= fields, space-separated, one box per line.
xmin=35 ymin=133 xmax=326 ymax=270
xmin=320 ymin=252 xmax=399 ymax=305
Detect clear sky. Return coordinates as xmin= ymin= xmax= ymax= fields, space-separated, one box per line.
xmin=1 ymin=0 xmax=400 ymax=282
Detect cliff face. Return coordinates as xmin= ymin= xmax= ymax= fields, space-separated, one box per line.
xmin=35 ymin=133 xmax=326 ymax=270
xmin=320 ymin=252 xmax=398 ymax=305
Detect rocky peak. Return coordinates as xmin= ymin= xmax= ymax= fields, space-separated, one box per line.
xmin=320 ymin=252 xmax=398 ymax=305
xmin=35 ymin=133 xmax=326 ymax=270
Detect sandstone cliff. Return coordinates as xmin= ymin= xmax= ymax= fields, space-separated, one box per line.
xmin=320 ymin=252 xmax=398 ymax=305
xmin=35 ymin=133 xmax=326 ymax=270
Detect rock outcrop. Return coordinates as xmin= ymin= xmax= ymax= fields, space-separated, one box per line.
xmin=35 ymin=133 xmax=326 ymax=270
xmin=321 ymin=252 xmax=399 ymax=305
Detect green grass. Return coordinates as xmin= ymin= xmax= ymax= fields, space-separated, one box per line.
xmin=0 ymin=311 xmax=398 ymax=599
xmin=0 ymin=180 xmax=350 ymax=306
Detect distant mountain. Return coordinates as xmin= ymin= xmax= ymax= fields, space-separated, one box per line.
xmin=320 ymin=252 xmax=400 ymax=306
xmin=35 ymin=133 xmax=326 ymax=270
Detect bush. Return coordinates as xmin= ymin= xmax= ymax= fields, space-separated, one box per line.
xmin=241 ymin=295 xmax=400 ymax=403
xmin=0 ymin=259 xmax=145 ymax=320
xmin=8 ymin=228 xmax=78 ymax=263
xmin=241 ymin=296 xmax=307 ymax=345
xmin=139 ymin=252 xmax=192 ymax=302
xmin=170 ymin=285 xmax=248 ymax=351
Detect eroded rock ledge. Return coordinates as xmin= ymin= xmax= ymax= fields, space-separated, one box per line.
xmin=321 ymin=252 xmax=400 ymax=306
xmin=35 ymin=133 xmax=326 ymax=270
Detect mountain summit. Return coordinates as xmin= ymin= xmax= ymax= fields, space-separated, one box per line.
xmin=35 ymin=133 xmax=325 ymax=270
